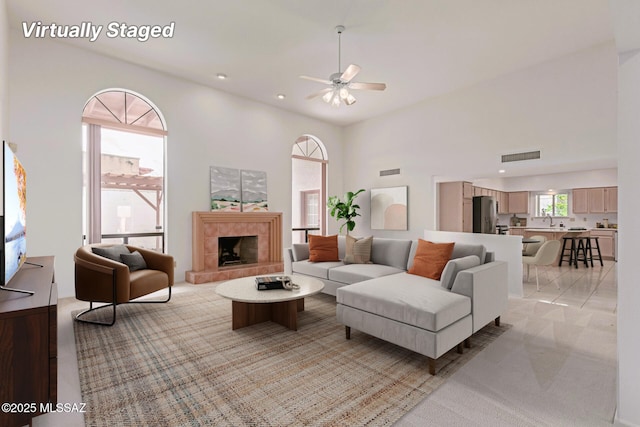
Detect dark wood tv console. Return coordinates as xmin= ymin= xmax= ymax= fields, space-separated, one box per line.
xmin=0 ymin=256 xmax=56 ymax=427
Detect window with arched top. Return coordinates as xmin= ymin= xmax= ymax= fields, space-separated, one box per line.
xmin=291 ymin=135 xmax=327 ymax=243
xmin=82 ymin=89 xmax=167 ymax=251
xmin=292 ymin=135 xmax=327 ymax=161
xmin=83 ymin=91 xmax=166 ymax=133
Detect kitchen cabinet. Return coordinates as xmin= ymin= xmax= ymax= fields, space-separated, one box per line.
xmin=439 ymin=181 xmax=474 ymax=232
xmin=508 ymin=228 xmax=525 ymax=236
xmin=572 ymin=188 xmax=588 ymax=214
xmin=523 ymin=229 xmax=568 ymax=241
xmin=590 ymin=229 xmax=616 ymax=260
xmin=498 ymin=191 xmax=509 ymax=214
xmin=508 ymin=191 xmax=529 ymax=214
xmin=588 ymin=188 xmax=606 ymax=213
xmin=463 ymin=199 xmax=473 ymax=233
xmin=605 ymin=187 xmax=617 ymax=213
xmin=572 ymin=187 xmax=617 ymax=214
xmin=463 ymin=181 xmax=474 ymax=199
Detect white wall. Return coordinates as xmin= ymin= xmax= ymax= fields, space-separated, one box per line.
xmin=0 ymin=0 xmax=7 ymax=214
xmin=616 ymin=48 xmax=640 ymax=427
xmin=8 ymin=36 xmax=343 ymax=297
xmin=343 ymin=43 xmax=617 ymax=239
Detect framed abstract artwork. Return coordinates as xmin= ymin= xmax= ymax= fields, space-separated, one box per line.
xmin=370 ymin=186 xmax=408 ymax=230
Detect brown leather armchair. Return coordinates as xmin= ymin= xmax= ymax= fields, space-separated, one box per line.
xmin=74 ymin=244 xmax=174 ymax=326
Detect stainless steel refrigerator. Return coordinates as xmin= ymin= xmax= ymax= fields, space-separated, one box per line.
xmin=472 ymin=196 xmax=497 ymax=234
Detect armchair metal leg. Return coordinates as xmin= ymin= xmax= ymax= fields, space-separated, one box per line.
xmin=75 ymin=302 xmax=117 ymax=326
xmin=75 ymin=286 xmax=172 ymax=326
xmin=135 ymin=286 xmax=172 ymax=304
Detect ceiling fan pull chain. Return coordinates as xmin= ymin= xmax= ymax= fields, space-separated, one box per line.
xmin=337 ymin=27 xmax=342 ymax=73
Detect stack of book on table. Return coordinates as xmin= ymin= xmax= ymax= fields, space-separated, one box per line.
xmin=255 ymin=276 xmax=290 ymax=290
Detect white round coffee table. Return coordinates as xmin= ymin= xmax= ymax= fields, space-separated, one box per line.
xmin=216 ymin=274 xmax=324 ymax=331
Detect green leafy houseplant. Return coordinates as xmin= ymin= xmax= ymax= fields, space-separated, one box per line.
xmin=327 ymin=189 xmax=365 ymax=235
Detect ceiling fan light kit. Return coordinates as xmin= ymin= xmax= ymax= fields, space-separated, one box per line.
xmin=301 ymin=25 xmax=386 ymax=108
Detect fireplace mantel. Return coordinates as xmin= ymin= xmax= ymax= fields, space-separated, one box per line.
xmin=186 ymin=211 xmax=284 ymax=283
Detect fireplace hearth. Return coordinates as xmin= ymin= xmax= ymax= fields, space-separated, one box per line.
xmin=186 ymin=211 xmax=284 ymax=283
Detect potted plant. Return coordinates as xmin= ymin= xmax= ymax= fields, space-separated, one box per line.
xmin=327 ymin=189 xmax=365 ymax=235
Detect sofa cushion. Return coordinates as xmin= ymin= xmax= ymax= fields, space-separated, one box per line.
xmin=451 ymin=243 xmax=487 ymax=265
xmin=336 ymin=272 xmax=471 ymax=332
xmin=370 ymin=238 xmax=413 ymax=270
xmin=406 ymin=240 xmax=419 ymax=270
xmin=440 ymin=255 xmax=481 ymax=290
xmin=308 ymin=234 xmax=339 ymax=262
xmin=344 ymin=235 xmax=373 ymax=264
xmin=292 ymin=260 xmax=344 ymax=280
xmin=408 ymin=240 xmax=454 ymax=280
xmin=130 ymin=269 xmax=169 ymax=300
xmin=291 ymin=244 xmax=310 ymax=262
xmin=328 ymin=263 xmax=405 ymax=285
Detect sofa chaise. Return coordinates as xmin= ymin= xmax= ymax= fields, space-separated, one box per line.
xmin=285 ymin=236 xmax=508 ymax=374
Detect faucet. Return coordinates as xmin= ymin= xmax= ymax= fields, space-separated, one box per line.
xmin=544 ymin=214 xmax=555 ymax=227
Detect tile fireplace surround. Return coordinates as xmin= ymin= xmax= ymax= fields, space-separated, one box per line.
xmin=185 ymin=211 xmax=284 ymax=284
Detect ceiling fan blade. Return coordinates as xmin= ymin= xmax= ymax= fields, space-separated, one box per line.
xmin=340 ymin=64 xmax=361 ymax=82
xmin=300 ymin=75 xmax=332 ymax=85
xmin=349 ymin=82 xmax=387 ymax=91
xmin=306 ymin=88 xmax=333 ymax=100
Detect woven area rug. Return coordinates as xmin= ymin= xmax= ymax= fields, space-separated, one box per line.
xmin=73 ymin=287 xmax=509 ymax=426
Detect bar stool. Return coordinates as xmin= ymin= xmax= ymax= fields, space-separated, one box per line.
xmin=585 ymin=236 xmax=604 ymax=267
xmin=559 ymin=236 xmax=577 ymax=267
xmin=573 ymin=237 xmax=591 ymax=268
xmin=559 ymin=235 xmax=589 ymax=268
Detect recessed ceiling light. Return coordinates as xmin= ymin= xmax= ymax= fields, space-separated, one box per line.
xmin=276 ymin=94 xmax=286 ymax=100
xmin=216 ymin=73 xmax=228 ymax=80
xmin=498 ymin=169 xmax=506 ymax=174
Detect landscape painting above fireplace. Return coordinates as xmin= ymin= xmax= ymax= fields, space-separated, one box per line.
xmin=210 ymin=166 xmax=268 ymax=212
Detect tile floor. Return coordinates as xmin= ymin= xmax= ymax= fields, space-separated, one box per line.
xmin=33 ymin=260 xmax=618 ymax=427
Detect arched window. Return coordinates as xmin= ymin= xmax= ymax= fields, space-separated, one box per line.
xmin=291 ymin=135 xmax=327 ymax=243
xmin=82 ymin=90 xmax=167 ymax=251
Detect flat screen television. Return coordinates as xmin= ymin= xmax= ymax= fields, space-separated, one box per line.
xmin=1 ymin=141 xmax=32 ymax=295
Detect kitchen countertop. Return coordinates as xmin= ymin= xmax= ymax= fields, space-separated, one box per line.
xmin=507 ymin=226 xmax=618 ymax=232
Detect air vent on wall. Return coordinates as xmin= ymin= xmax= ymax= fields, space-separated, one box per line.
xmin=380 ymin=168 xmax=400 ymax=177
xmin=501 ymin=150 xmax=541 ymax=163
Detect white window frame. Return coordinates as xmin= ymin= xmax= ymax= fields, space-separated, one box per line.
xmin=534 ymin=191 xmax=569 ymax=217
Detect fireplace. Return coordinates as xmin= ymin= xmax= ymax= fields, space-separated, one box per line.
xmin=218 ymin=236 xmax=258 ymax=266
xmin=186 ymin=212 xmax=284 ymax=283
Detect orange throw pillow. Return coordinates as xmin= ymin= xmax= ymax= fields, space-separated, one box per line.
xmin=408 ymin=239 xmax=455 ymax=280
xmin=308 ymin=234 xmax=340 ymax=262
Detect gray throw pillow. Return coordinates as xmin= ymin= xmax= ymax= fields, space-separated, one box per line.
xmin=440 ymin=255 xmax=481 ymax=290
xmin=120 ymin=251 xmax=148 ymax=271
xmin=92 ymin=245 xmax=130 ymax=262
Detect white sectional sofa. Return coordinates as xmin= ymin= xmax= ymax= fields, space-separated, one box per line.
xmin=285 ymin=236 xmax=508 ymax=374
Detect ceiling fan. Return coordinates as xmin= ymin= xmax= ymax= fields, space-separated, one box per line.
xmin=300 ymin=25 xmax=386 ymax=107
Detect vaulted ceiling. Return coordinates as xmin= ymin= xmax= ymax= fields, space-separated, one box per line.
xmin=7 ymin=0 xmax=614 ymax=126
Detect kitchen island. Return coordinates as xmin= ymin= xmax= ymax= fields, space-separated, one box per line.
xmin=509 ymin=227 xmax=617 ymax=261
